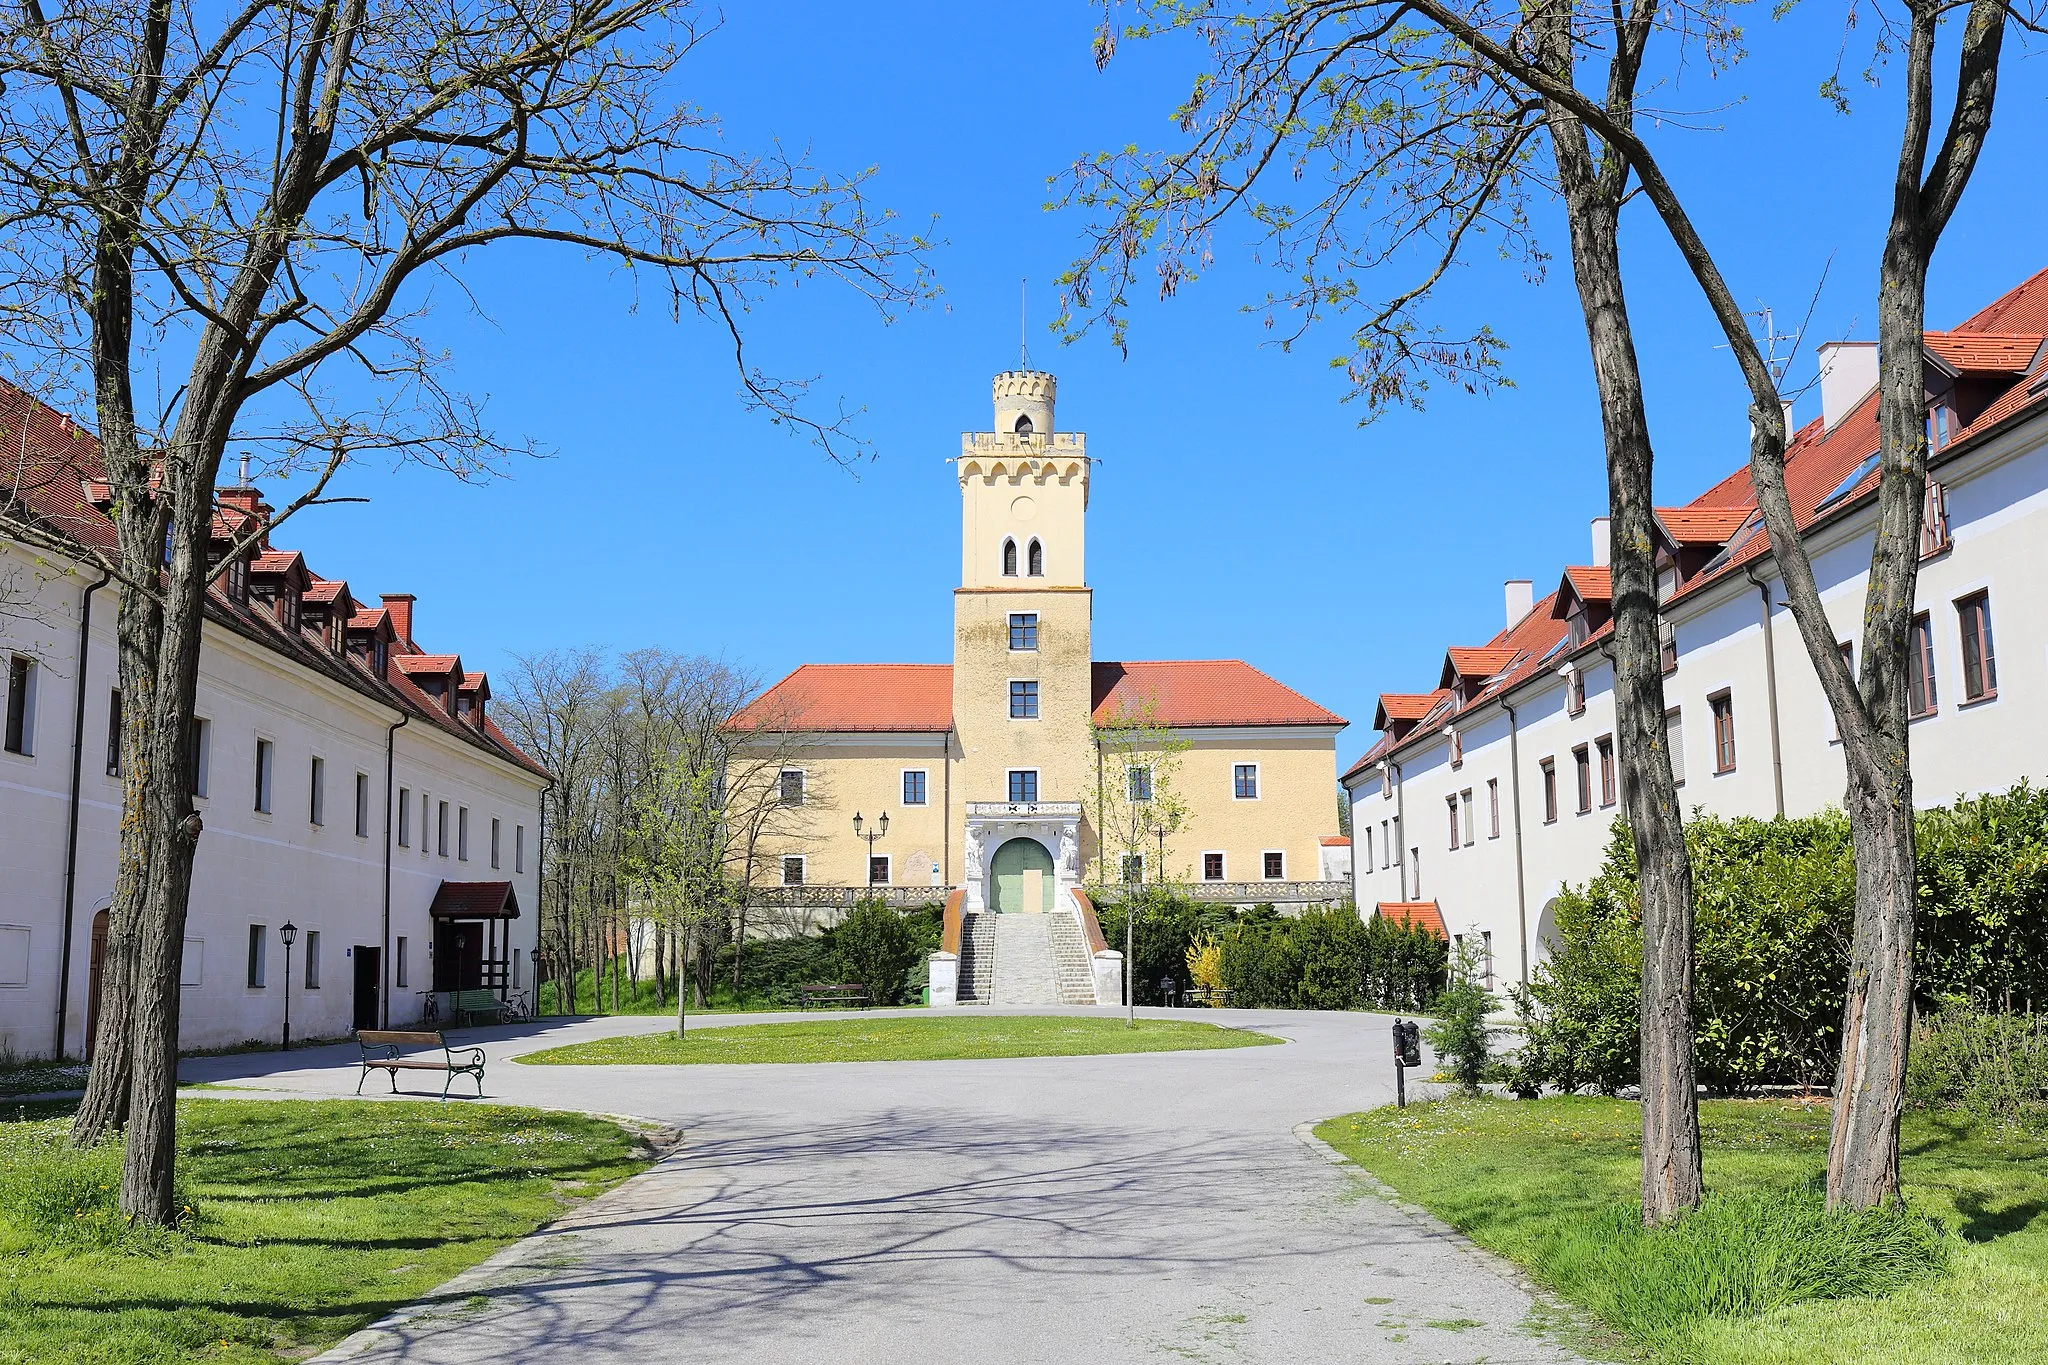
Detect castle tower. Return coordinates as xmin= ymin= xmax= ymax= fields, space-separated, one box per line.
xmin=953 ymin=371 xmax=1093 ymax=911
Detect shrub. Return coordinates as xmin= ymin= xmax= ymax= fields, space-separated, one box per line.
xmin=1427 ymin=939 xmax=1501 ymax=1091
xmin=1186 ymin=936 xmax=1225 ymax=995
xmin=1513 ymin=784 xmax=2048 ymax=1095
xmin=1906 ymin=1004 xmax=2048 ymax=1126
xmin=829 ymin=900 xmax=920 ymax=1006
xmin=0 ymin=1127 xmax=192 ymax=1251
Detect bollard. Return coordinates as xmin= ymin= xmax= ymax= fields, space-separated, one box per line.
xmin=1392 ymin=1017 xmax=1422 ymax=1107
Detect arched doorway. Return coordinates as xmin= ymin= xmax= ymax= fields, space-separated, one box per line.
xmin=989 ymin=837 xmax=1055 ymax=913
xmin=85 ymin=908 xmax=110 ymax=1060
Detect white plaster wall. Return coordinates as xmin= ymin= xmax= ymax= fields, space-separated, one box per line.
xmin=0 ymin=539 xmax=545 ymax=1057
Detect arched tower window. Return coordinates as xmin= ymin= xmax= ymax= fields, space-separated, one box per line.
xmin=1002 ymin=538 xmax=1018 ymax=577
xmin=1014 ymin=414 xmax=1034 ymax=437
xmin=1027 ymin=539 xmax=1044 ymax=577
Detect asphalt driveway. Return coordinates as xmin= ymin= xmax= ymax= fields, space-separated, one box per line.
xmin=184 ymin=1008 xmax=1585 ymax=1365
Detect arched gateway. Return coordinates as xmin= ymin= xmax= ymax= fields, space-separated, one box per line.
xmin=989 ymin=837 xmax=1055 ymax=913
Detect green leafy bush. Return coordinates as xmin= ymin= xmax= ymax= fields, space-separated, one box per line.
xmin=1513 ymin=783 xmax=2048 ymax=1095
xmin=1426 ymin=939 xmax=1501 ymax=1091
xmin=1907 ymin=1004 xmax=2048 ymax=1126
xmin=1095 ymin=892 xmax=1446 ymax=1010
xmin=829 ymin=900 xmax=921 ymax=1006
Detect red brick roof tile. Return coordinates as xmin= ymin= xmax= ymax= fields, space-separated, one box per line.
xmin=1655 ymin=506 xmax=1750 ymax=545
xmin=732 ymin=663 xmax=954 ymax=732
xmin=1091 ymin=660 xmax=1345 ymax=728
xmin=1376 ymin=901 xmax=1446 ymax=936
xmin=1442 ymin=646 xmax=1520 ymax=687
xmin=1924 ymin=330 xmax=2046 ymax=374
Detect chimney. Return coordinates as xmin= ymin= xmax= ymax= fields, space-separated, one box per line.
xmin=1504 ymin=579 xmax=1534 ymax=629
xmin=380 ymin=594 xmax=415 ymax=651
xmin=1590 ymin=517 xmax=1611 ymax=568
xmin=1817 ymin=341 xmax=1878 ymax=432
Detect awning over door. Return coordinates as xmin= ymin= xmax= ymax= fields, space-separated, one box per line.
xmin=428 ymin=880 xmax=521 ymax=920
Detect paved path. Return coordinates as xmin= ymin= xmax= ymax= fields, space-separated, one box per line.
xmin=187 ymin=1008 xmax=1585 ymax=1365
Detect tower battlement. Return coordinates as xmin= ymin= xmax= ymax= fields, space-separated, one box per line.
xmin=992 ymin=369 xmax=1056 ymax=437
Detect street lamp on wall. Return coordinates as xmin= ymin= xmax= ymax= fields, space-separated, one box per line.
xmin=279 ymin=920 xmax=298 ymax=1051
xmin=853 ymin=811 xmax=890 ymax=886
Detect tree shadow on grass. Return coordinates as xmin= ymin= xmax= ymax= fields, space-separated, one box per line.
xmin=1950 ymin=1189 xmax=2048 ymax=1244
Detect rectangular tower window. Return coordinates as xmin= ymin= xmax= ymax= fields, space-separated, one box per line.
xmin=1233 ymin=764 xmax=1259 ymax=799
xmin=437 ymin=800 xmax=449 ymax=855
xmin=1009 ymin=679 xmax=1039 ymax=719
xmin=1008 ymin=769 xmax=1038 ymax=803
xmin=1008 ymin=613 xmax=1038 ymax=650
xmin=903 ymin=770 xmax=927 ymax=805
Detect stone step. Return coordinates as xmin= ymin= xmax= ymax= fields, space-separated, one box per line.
xmin=1045 ymin=907 xmax=1100 ymax=1005
xmin=958 ymin=913 xmax=996 ymax=1003
xmin=990 ymin=915 xmax=1062 ymax=1006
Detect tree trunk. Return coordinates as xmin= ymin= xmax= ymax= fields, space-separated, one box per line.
xmin=1539 ymin=5 xmax=1703 ymax=1224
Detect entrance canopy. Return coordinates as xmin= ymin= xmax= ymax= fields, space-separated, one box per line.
xmin=428 ymin=880 xmax=521 ymax=920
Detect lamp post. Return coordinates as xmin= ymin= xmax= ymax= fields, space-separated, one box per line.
xmin=853 ymin=811 xmax=890 ymax=889
xmin=279 ymin=920 xmax=298 ymax=1051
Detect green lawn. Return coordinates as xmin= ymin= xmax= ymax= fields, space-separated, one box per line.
xmin=517 ymin=1013 xmax=1284 ymax=1065
xmin=1316 ymin=1095 xmax=2048 ymax=1364
xmin=0 ymin=1099 xmax=652 ymax=1364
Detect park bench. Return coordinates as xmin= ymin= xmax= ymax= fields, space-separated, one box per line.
xmin=355 ymin=1029 xmax=486 ymax=1100
xmin=797 ymin=983 xmax=870 ymax=1010
xmin=1183 ymin=987 xmax=1235 ymax=1008
xmin=451 ymin=989 xmax=515 ymax=1028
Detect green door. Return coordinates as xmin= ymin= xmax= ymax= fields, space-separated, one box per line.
xmin=990 ymin=837 xmax=1055 ymax=913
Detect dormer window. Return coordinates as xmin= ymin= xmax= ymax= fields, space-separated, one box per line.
xmin=1567 ymin=606 xmax=1588 ymax=649
xmin=224 ymin=555 xmax=249 ymax=603
xmin=1002 ymin=538 xmax=1018 ymax=576
xmin=1027 ymin=538 xmax=1044 ymax=577
xmin=276 ymin=588 xmax=299 ymax=632
xmin=372 ymin=638 xmax=388 ymax=678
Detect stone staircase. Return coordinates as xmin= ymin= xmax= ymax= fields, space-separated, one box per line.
xmin=957 ymin=913 xmax=996 ymax=1003
xmin=990 ymin=915 xmax=1063 ymax=1005
xmin=1046 ymin=907 xmax=1101 ymax=1005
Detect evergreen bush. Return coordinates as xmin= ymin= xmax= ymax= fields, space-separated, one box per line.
xmin=829 ymin=899 xmax=922 ymax=1006
xmin=1427 ymin=938 xmax=1501 ymax=1091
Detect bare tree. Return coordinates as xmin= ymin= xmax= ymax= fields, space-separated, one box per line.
xmin=1065 ymin=0 xmax=1702 ymax=1222
xmin=0 ymin=0 xmax=931 ymax=1222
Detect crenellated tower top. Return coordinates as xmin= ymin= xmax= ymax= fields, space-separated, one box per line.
xmin=992 ymin=369 xmax=1056 ymax=438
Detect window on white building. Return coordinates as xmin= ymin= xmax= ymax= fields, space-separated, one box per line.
xmin=396 ymin=936 xmax=409 ymax=988
xmin=355 ymin=772 xmax=370 ymax=837
xmin=491 ymin=816 xmax=502 ymax=869
xmin=398 ymin=787 xmax=411 ymax=846
xmin=437 ymin=800 xmax=449 ymax=856
xmin=309 ymin=755 xmax=325 ymax=825
xmin=515 ymin=824 xmax=526 ymax=874
xmin=254 ymin=738 xmax=274 ymax=813
xmin=1487 ymin=779 xmax=1500 ymax=838
xmin=304 ymin=930 xmax=321 ymax=989
xmin=1461 ymin=789 xmax=1475 ymax=847
xmin=3 ymin=655 xmax=35 ymax=756
xmin=189 ymin=718 xmax=211 ymax=798
xmin=106 ymin=689 xmax=122 ymax=775
xmin=458 ymin=806 xmax=470 ymax=861
xmin=246 ymin=924 xmax=267 ymax=988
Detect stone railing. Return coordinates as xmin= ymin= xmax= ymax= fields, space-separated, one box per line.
xmin=1085 ymin=880 xmax=1353 ymax=907
xmin=965 ymin=800 xmax=1083 ymax=819
xmin=959 ymin=431 xmax=1088 ymax=455
xmin=745 ymin=886 xmax=954 ymax=910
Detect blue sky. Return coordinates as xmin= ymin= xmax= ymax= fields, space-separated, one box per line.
xmin=277 ymin=2 xmax=2048 ymax=766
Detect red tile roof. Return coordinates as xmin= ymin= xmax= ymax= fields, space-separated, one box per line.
xmin=729 ymin=659 xmax=1346 ymax=733
xmin=0 ymin=378 xmax=546 ymax=782
xmin=1655 ymin=506 xmax=1750 ymax=545
xmin=1091 ymin=660 xmax=1345 ymax=728
xmin=1374 ymin=693 xmax=1441 ymax=727
xmin=1442 ymin=646 xmax=1520 ymax=685
xmin=1349 ymin=267 xmax=2048 ymax=782
xmin=394 ymin=654 xmax=461 ymax=673
xmin=1924 ymin=330 xmax=2045 ymax=374
xmin=1376 ymin=901 xmax=1446 ymax=936
xmin=1320 ymin=835 xmax=1351 ymax=847
xmin=732 ymin=663 xmax=954 ymax=732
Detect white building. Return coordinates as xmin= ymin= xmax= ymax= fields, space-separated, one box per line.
xmin=1343 ymin=269 xmax=2048 ymax=993
xmin=1 ymin=381 xmax=549 ymax=1058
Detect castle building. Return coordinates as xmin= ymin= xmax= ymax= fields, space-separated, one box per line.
xmin=733 ymin=371 xmax=1347 ymax=1003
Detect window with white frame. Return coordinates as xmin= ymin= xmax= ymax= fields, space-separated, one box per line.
xmin=254 ymin=737 xmax=274 ymax=813
xmin=1008 ymin=769 xmax=1038 ymax=803
xmin=868 ymin=854 xmax=891 ymax=885
xmin=779 ymin=768 xmax=805 ymax=806
xmin=396 ymin=936 xmax=409 ymax=987
xmin=1262 ymin=851 xmax=1285 ymax=880
xmin=3 ymin=655 xmax=35 ymax=756
xmin=1009 ymin=679 xmax=1039 ymax=719
xmin=1461 ymin=789 xmax=1475 ymax=847
xmin=1008 ymin=612 xmax=1038 ymax=650
xmin=781 ymin=856 xmax=806 ymax=886
xmin=1127 ymin=765 xmax=1152 ymax=802
xmin=903 ymin=770 xmax=928 ymax=805
xmin=1202 ymin=852 xmax=1225 ymax=881
xmin=1446 ymin=795 xmax=1459 ymax=850
xmin=1487 ymin=779 xmax=1500 ymax=838
xmin=1233 ymin=764 xmax=1259 ymax=800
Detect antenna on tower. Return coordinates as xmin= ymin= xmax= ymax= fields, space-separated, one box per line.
xmin=1019 ymin=277 xmax=1029 ymax=370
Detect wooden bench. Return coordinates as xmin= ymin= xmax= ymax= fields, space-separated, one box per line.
xmin=796 ymin=983 xmax=870 ymax=1010
xmin=356 ymin=1030 xmax=486 ymax=1100
xmin=451 ymin=989 xmax=513 ymax=1028
xmin=1183 ymin=987 xmax=1235 ymax=1008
